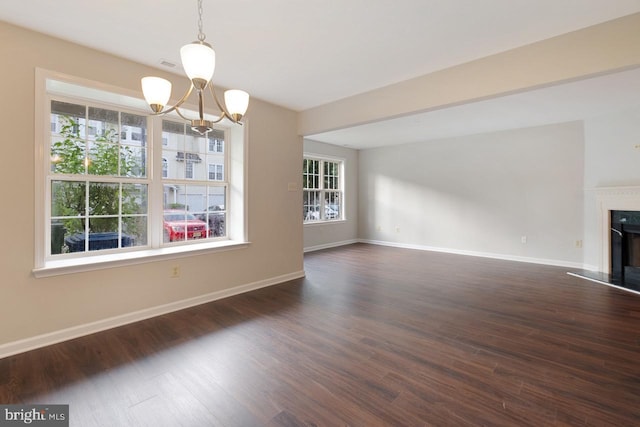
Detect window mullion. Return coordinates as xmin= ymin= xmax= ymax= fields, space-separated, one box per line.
xmin=319 ymin=160 xmax=325 ymax=220
xmin=84 ymin=178 xmax=90 ymax=252
xmin=150 ymin=116 xmax=164 ymax=248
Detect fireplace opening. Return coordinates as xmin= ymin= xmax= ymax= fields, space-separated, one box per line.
xmin=611 ymin=210 xmax=640 ymax=288
xmin=628 ymin=234 xmax=640 ymax=267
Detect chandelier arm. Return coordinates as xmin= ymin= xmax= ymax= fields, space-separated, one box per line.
xmin=173 ymin=108 xmax=192 ymax=121
xmin=209 ymin=115 xmax=227 ymax=124
xmin=208 ymin=84 xmax=232 ymax=122
xmin=154 ymin=84 xmax=195 ymax=116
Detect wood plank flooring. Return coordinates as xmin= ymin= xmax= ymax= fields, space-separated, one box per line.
xmin=2 ymin=243 xmax=640 ymax=426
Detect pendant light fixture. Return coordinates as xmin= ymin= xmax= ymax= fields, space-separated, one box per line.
xmin=141 ymin=0 xmax=249 ymax=134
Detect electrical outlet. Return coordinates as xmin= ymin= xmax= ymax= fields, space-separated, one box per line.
xmin=170 ymin=265 xmax=181 ymax=278
xmin=575 ymin=240 xmax=583 ymax=248
xmin=521 ymin=236 xmax=527 ymax=244
xmin=376 ymin=225 xmax=382 ymax=231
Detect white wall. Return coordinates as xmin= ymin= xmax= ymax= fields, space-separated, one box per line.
xmin=303 ymin=139 xmax=358 ymax=250
xmin=0 ymin=22 xmax=303 ymax=351
xmin=583 ymin=106 xmax=640 ymax=269
xmin=358 ymin=122 xmax=585 ymax=266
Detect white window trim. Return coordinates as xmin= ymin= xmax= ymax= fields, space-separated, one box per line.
xmin=303 ymin=152 xmax=346 ymax=224
xmin=34 ymin=68 xmax=249 ymax=277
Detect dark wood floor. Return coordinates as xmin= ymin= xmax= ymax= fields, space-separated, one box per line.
xmin=2 ymin=243 xmax=640 ymax=426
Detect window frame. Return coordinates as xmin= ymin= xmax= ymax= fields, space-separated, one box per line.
xmin=34 ymin=69 xmax=249 ymax=277
xmin=47 ymin=97 xmax=151 ymax=258
xmin=160 ymin=118 xmax=230 ymax=243
xmin=303 ymin=154 xmax=345 ymax=224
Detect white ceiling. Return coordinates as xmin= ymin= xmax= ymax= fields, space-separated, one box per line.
xmin=1 ymin=0 xmax=640 ymax=148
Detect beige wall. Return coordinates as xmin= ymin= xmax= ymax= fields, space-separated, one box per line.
xmin=0 ymin=22 xmax=303 ymax=348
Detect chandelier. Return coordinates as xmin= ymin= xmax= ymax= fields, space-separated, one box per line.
xmin=141 ymin=0 xmax=249 ymax=135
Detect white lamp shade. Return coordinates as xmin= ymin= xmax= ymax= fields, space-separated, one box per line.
xmin=141 ymin=77 xmax=172 ymax=108
xmin=180 ymin=42 xmax=216 ymax=83
xmin=224 ymin=90 xmax=250 ymax=117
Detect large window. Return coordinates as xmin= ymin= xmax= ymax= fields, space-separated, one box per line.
xmin=49 ymin=100 xmax=149 ymax=255
xmin=36 ymin=73 xmax=244 ymax=274
xmin=161 ymin=122 xmax=227 ymax=241
xmin=303 ymin=156 xmax=343 ymax=222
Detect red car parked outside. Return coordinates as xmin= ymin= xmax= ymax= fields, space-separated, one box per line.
xmin=163 ymin=210 xmax=208 ymax=242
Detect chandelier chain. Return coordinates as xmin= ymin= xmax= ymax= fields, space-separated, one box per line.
xmin=197 ymin=0 xmax=206 ymax=42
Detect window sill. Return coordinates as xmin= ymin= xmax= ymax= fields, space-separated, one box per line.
xmin=304 ymin=219 xmax=347 ymax=227
xmin=33 ymin=240 xmax=250 ymax=278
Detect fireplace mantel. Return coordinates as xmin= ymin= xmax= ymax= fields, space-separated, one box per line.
xmin=595 ymin=186 xmax=640 ymax=273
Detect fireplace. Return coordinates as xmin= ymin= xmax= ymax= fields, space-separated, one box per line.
xmin=578 ymin=186 xmax=640 ymax=294
xmin=610 ymin=210 xmax=640 ymax=288
xmin=568 ymin=188 xmax=640 ymax=294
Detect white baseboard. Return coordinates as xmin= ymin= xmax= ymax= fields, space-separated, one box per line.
xmin=304 ymin=239 xmax=359 ymax=253
xmin=0 ymin=270 xmax=305 ymax=359
xmin=359 ymin=239 xmax=587 ymax=270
